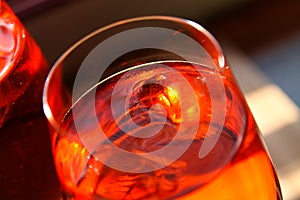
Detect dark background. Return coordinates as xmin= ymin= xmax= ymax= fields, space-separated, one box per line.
xmin=6 ymin=0 xmax=300 ymax=60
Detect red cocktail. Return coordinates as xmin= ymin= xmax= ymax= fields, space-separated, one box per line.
xmin=43 ymin=16 xmax=282 ymax=199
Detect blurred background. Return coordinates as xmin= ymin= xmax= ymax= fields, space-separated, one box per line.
xmin=6 ymin=0 xmax=300 ymax=199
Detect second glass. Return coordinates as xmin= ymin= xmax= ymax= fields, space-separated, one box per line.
xmin=0 ymin=0 xmax=49 ymax=127
xmin=1 ymin=1 xmax=60 ymax=199
xmin=43 ymin=16 xmax=282 ymax=199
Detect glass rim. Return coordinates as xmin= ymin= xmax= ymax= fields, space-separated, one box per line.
xmin=43 ymin=15 xmax=226 ymax=130
xmin=0 ymin=1 xmax=25 ymax=83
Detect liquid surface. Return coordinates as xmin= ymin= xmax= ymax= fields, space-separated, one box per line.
xmin=53 ymin=61 xmax=281 ymax=199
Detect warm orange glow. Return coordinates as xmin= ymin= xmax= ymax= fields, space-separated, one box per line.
xmin=166 ymin=86 xmax=179 ymax=105
xmin=163 ymin=86 xmax=181 ymax=123
xmin=55 ymin=138 xmax=90 ymax=192
xmin=179 ymin=151 xmax=277 ymax=200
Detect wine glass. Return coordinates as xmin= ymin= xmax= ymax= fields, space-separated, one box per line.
xmin=43 ymin=16 xmax=282 ymax=199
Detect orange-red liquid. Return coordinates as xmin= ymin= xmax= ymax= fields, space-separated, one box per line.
xmin=52 ymin=61 xmax=282 ymax=199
